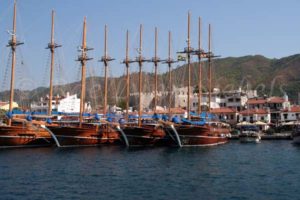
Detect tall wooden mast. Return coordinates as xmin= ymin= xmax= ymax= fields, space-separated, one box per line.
xmin=7 ymin=1 xmax=23 ymax=126
xmin=133 ymin=24 xmax=148 ymax=127
xmin=163 ymin=31 xmax=176 ymax=117
xmin=177 ymin=12 xmax=194 ymax=120
xmin=100 ymin=25 xmax=114 ymax=117
xmin=149 ymin=27 xmax=161 ymax=112
xmin=208 ymin=24 xmax=212 ymax=111
xmin=77 ymin=17 xmax=93 ymax=127
xmin=122 ymin=30 xmax=133 ymax=122
xmin=197 ymin=17 xmax=203 ymax=114
xmin=47 ymin=10 xmax=61 ymax=116
xmin=187 ymin=12 xmax=191 ymax=120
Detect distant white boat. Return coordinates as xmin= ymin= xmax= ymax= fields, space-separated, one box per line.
xmin=239 ymin=125 xmax=261 ymax=143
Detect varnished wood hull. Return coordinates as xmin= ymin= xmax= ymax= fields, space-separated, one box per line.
xmin=164 ymin=125 xmax=228 ymax=147
xmin=47 ymin=125 xmax=122 ymax=147
xmin=122 ymin=125 xmax=166 ymax=147
xmin=0 ymin=124 xmax=53 ymax=148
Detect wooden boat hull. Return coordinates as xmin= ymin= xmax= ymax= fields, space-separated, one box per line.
xmin=47 ymin=125 xmax=122 ymax=147
xmin=122 ymin=125 xmax=166 ymax=147
xmin=0 ymin=124 xmax=53 ymax=148
xmin=163 ymin=125 xmax=228 ymax=147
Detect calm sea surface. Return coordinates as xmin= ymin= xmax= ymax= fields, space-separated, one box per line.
xmin=0 ymin=141 xmax=300 ymax=200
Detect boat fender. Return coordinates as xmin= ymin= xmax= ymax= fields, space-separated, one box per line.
xmin=6 ymin=112 xmax=13 ymax=119
xmin=119 ymin=118 xmax=126 ymax=124
xmin=26 ymin=115 xmax=32 ymax=121
xmin=172 ymin=116 xmax=180 ymax=124
xmin=94 ymin=113 xmax=100 ymax=120
xmin=46 ymin=118 xmax=52 ymax=124
xmin=152 ymin=113 xmax=160 ymax=120
xmin=107 ymin=117 xmax=113 ymax=122
xmin=162 ymin=115 xmax=169 ymax=121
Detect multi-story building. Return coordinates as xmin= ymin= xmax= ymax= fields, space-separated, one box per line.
xmin=247 ymin=94 xmax=290 ymax=123
xmin=210 ymin=107 xmax=239 ymax=125
xmin=239 ymin=109 xmax=271 ymax=124
xmin=31 ymin=92 xmax=91 ymax=113
xmin=280 ymin=105 xmax=300 ymax=122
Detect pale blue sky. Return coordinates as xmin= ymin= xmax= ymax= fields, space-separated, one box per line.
xmin=0 ymin=0 xmax=300 ymax=90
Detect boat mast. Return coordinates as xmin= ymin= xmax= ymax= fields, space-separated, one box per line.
xmin=197 ymin=17 xmax=202 ymax=114
xmin=187 ymin=12 xmax=191 ymax=120
xmin=7 ymin=1 xmax=23 ymax=126
xmin=100 ymin=25 xmax=114 ymax=117
xmin=133 ymin=25 xmax=148 ymax=127
xmin=47 ymin=10 xmax=61 ymax=116
xmin=177 ymin=12 xmax=193 ymax=120
xmin=208 ymin=24 xmax=212 ymax=111
xmin=163 ymin=31 xmax=176 ymax=117
xmin=149 ymin=27 xmax=161 ymax=112
xmin=77 ymin=17 xmax=93 ymax=127
xmin=122 ymin=30 xmax=133 ymax=122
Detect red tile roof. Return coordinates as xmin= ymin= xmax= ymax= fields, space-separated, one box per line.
xmin=239 ymin=109 xmax=269 ymax=115
xmin=247 ymin=98 xmax=267 ymax=104
xmin=268 ymin=97 xmax=285 ymax=103
xmin=282 ymin=106 xmax=300 ymax=113
xmin=210 ymin=107 xmax=237 ymax=114
xmin=247 ymin=97 xmax=286 ymax=105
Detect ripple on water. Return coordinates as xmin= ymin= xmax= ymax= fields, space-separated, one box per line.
xmin=0 ymin=141 xmax=300 ymax=200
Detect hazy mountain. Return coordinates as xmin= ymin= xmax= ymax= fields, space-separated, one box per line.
xmin=1 ymin=54 xmax=300 ymax=108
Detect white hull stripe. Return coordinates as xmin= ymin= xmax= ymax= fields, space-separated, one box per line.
xmin=57 ymin=135 xmax=119 ymax=140
xmin=181 ymin=141 xmax=228 ymax=147
xmin=125 ymin=135 xmax=152 ymax=139
xmin=179 ymin=135 xmax=227 ymax=139
xmin=0 ymin=135 xmax=49 ymax=139
xmin=0 ymin=144 xmax=52 ymax=148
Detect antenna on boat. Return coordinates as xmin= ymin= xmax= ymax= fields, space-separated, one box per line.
xmin=148 ymin=27 xmax=162 ymax=113
xmin=177 ymin=12 xmax=194 ymax=120
xmin=7 ymin=1 xmax=23 ymax=126
xmin=163 ymin=31 xmax=177 ymax=118
xmin=122 ymin=30 xmax=134 ymax=122
xmin=99 ymin=25 xmax=115 ymax=118
xmin=77 ymin=17 xmax=93 ymax=128
xmin=131 ymin=24 xmax=150 ymax=127
xmin=46 ymin=10 xmax=62 ymax=116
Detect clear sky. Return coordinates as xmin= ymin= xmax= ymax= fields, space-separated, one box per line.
xmin=0 ymin=0 xmax=300 ymax=91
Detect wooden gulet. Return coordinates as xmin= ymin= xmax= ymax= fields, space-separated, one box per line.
xmin=162 ymin=12 xmax=229 ymax=147
xmin=0 ymin=2 xmax=54 ymax=148
xmin=120 ymin=25 xmax=166 ymax=147
xmin=46 ymin=17 xmax=124 ymax=147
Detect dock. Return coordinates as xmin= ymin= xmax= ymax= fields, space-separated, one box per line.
xmin=230 ymin=133 xmax=292 ymax=140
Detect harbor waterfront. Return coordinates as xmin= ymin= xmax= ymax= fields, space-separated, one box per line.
xmin=0 ymin=141 xmax=300 ymax=200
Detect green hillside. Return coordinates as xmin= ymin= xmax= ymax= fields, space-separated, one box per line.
xmin=1 ymin=54 xmax=300 ymax=108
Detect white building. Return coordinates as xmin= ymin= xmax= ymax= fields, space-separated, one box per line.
xmin=31 ymin=92 xmax=91 ymax=113
xmin=129 ymin=86 xmax=257 ymax=112
xmin=280 ymin=105 xmax=300 ymax=122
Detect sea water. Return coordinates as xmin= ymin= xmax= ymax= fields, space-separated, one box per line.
xmin=0 ymin=141 xmax=299 ymax=200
